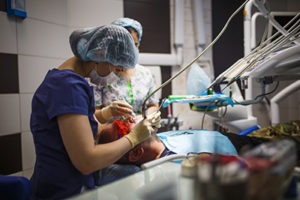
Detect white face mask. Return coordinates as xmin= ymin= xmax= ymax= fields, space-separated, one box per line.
xmin=88 ymin=69 xmax=108 ymax=85
xmin=89 ymin=63 xmax=113 ymax=85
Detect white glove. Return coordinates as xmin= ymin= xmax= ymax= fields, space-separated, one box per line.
xmin=124 ymin=119 xmax=151 ymax=148
xmin=100 ymin=100 xmax=133 ymax=121
xmin=147 ymin=111 xmax=161 ymax=128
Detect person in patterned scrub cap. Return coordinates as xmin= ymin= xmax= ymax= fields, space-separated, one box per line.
xmin=88 ymin=18 xmax=159 ymax=128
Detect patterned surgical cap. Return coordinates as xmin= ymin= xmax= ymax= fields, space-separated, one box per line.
xmin=69 ymin=25 xmax=138 ymax=69
xmin=111 ymin=18 xmax=143 ymax=46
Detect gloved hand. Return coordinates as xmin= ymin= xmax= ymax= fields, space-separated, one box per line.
xmin=124 ymin=119 xmax=152 ymax=148
xmin=100 ymin=100 xmax=133 ymax=121
xmin=147 ymin=111 xmax=161 ymax=128
xmin=134 ymin=111 xmax=161 ymax=127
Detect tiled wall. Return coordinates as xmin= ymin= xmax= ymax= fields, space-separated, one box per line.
xmin=0 ymin=0 xmax=123 ymax=178
xmin=170 ymin=0 xmax=214 ymax=130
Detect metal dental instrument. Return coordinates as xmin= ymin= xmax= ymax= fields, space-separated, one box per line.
xmin=224 ymin=23 xmax=300 ymax=90
xmin=218 ymin=13 xmax=300 ymax=90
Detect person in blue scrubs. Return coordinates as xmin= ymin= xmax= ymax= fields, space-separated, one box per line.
xmin=29 ymin=25 xmax=161 ymax=200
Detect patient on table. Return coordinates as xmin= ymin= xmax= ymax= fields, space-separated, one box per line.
xmin=96 ymin=116 xmax=243 ymax=186
xmin=96 ymin=116 xmax=269 ymax=186
xmin=98 ymin=116 xmax=238 ymax=165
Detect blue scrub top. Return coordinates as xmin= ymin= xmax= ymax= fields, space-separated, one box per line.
xmin=30 ymin=69 xmax=98 ymax=199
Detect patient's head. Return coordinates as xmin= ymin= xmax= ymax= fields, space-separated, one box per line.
xmin=98 ymin=117 xmax=165 ymax=165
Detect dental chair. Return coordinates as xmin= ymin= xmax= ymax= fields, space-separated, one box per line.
xmin=0 ymin=175 xmax=31 ymax=200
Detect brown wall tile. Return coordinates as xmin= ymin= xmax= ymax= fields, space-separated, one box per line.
xmin=0 ymin=0 xmax=6 ymax=12
xmin=0 ymin=53 xmax=19 ymax=93
xmin=158 ymin=66 xmax=172 ymax=132
xmin=0 ymin=133 xmax=22 ymax=175
xmin=124 ymin=0 xmax=170 ymax=53
xmin=212 ymin=0 xmax=244 ymax=78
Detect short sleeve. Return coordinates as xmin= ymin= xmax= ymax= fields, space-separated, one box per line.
xmin=45 ymin=72 xmax=92 ymax=120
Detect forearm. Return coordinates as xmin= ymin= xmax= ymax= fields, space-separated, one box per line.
xmin=69 ymin=137 xmax=132 ymax=175
xmin=83 ymin=138 xmax=132 ymax=174
xmin=94 ymin=108 xmax=111 ymax=123
xmin=58 ymin=114 xmax=131 ymax=175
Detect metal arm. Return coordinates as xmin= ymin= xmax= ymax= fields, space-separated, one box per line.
xmin=254 ymin=0 xmax=300 ymax=45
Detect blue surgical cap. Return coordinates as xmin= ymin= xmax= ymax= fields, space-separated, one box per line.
xmin=69 ymin=25 xmax=138 ymax=69
xmin=111 ymin=18 xmax=143 ymax=46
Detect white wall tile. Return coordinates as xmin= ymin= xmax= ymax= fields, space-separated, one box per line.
xmin=170 ymin=0 xmax=174 ymax=7
xmin=184 ymin=36 xmax=196 ymax=48
xmin=204 ymin=10 xmax=212 ymax=24
xmin=22 ymin=131 xmax=36 ymax=170
xmin=18 ymin=55 xmax=65 ymax=93
xmin=0 ymin=94 xmax=20 ymax=136
xmin=26 ymin=0 xmax=67 ymax=25
xmin=184 ymin=21 xmax=194 ymax=36
xmin=8 ymin=171 xmax=23 ymax=176
xmin=22 ymin=168 xmax=34 ymax=179
xmin=203 ymin=0 xmax=211 ymax=11
xmin=172 ymin=103 xmax=213 ymax=130
xmin=170 ymin=3 xmax=174 ymax=21
xmin=183 ymin=48 xmax=196 ymax=61
xmin=0 ymin=12 xmax=17 ymax=54
xmin=8 ymin=167 xmax=34 ymax=179
xmin=183 ymin=112 xmax=205 ymax=129
xmin=183 ymin=49 xmax=198 ymax=64
xmin=184 ymin=7 xmax=193 ymax=21
xmin=172 ymin=67 xmax=188 ymax=93
xmin=20 ymin=94 xmax=33 ymax=132
xmin=172 ymin=77 xmax=187 ymax=93
xmin=184 ymin=0 xmax=192 ymax=8
xmin=66 ymin=0 xmax=123 ymax=28
xmin=17 ymin=18 xmax=71 ymax=59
